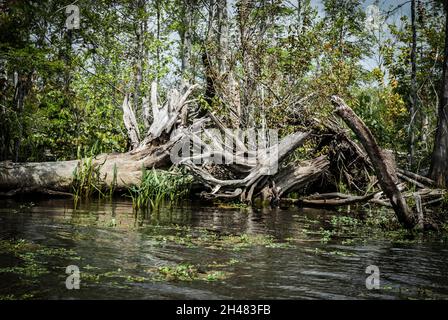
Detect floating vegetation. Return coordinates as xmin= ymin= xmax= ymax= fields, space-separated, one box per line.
xmin=149 ymin=263 xmax=229 ymax=282
xmin=155 ymin=263 xmax=199 ymax=281
xmin=147 ymin=227 xmax=296 ymax=251
xmin=216 ymin=201 xmax=249 ymax=209
xmin=316 ymin=210 xmax=431 ymax=245
xmin=128 ymin=167 xmax=193 ymax=210
xmin=304 ymin=247 xmax=355 ymax=257
xmin=79 ymin=262 xmax=231 ymax=285
xmin=0 ymin=293 xmax=35 ymax=300
xmin=0 ymin=239 xmax=80 ymax=278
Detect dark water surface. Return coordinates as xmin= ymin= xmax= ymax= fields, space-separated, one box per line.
xmin=0 ymin=198 xmax=447 ymax=300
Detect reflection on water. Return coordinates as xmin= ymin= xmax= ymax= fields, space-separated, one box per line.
xmin=0 ymin=198 xmax=447 ymax=300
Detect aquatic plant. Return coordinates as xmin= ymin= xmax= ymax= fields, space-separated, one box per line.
xmin=156 ymin=263 xmax=199 ymax=281
xmin=128 ymin=167 xmax=193 ymax=210
xmin=152 ymin=263 xmax=229 ymax=282
xmin=0 ymin=239 xmax=79 ymax=279
xmin=72 ymin=143 xmax=105 ymax=206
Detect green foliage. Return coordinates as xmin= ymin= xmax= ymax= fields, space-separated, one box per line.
xmin=157 ymin=263 xmax=199 ymax=281
xmin=352 ymin=86 xmax=408 ymax=149
xmin=0 ymin=239 xmax=79 ymax=278
xmin=128 ymin=167 xmax=193 ymax=210
xmin=0 ymin=0 xmax=445 ymax=183
xmin=72 ymin=144 xmax=105 ymax=206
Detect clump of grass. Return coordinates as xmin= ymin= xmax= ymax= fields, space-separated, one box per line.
xmin=128 ymin=167 xmax=193 ymax=210
xmin=109 ymin=164 xmax=117 ymax=198
xmin=72 ymin=143 xmax=105 ymax=206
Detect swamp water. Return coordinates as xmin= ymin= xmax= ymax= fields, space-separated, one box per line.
xmin=0 ymin=198 xmax=448 ymax=300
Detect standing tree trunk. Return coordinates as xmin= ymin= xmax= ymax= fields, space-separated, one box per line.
xmin=430 ymin=1 xmax=448 ymax=188
xmin=180 ymin=0 xmax=194 ymax=82
xmin=133 ymin=0 xmax=145 ymax=122
xmin=237 ymin=0 xmax=254 ymax=127
xmin=217 ymin=0 xmax=228 ymax=73
xmin=409 ymin=0 xmax=418 ymax=168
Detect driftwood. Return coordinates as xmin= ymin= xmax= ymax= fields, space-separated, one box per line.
xmin=182 ymin=131 xmax=317 ymax=203
xmin=295 ymin=192 xmax=378 ymax=207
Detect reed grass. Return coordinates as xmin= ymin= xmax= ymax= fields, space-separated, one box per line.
xmin=72 ymin=143 xmax=105 ymax=207
xmin=128 ymin=167 xmax=193 ymax=210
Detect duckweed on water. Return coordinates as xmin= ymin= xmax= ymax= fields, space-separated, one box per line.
xmin=304 ymin=247 xmax=355 ymax=257
xmin=0 ymin=293 xmax=35 ymax=300
xmin=318 ymin=209 xmax=444 ymax=245
xmin=0 ymin=239 xmax=80 ymax=278
xmin=151 ymin=263 xmax=229 ymax=282
xmin=145 ymin=226 xmax=296 ymax=251
xmin=80 ymin=261 xmax=232 ymax=285
xmin=156 ymin=264 xmax=199 ymax=281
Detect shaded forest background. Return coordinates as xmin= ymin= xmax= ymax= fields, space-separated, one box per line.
xmin=0 ymin=0 xmax=446 ymax=184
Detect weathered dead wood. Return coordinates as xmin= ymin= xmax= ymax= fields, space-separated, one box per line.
xmin=183 ymin=131 xmax=311 ymax=199
xmin=397 ymin=168 xmax=435 ymax=187
xmin=414 ymin=192 xmax=424 ymax=230
xmin=0 ymin=83 xmax=199 ymax=194
xmin=138 ymin=83 xmax=200 ymax=147
xmin=0 ymin=142 xmax=176 ymax=194
xmin=397 ymin=172 xmax=427 ymax=189
xmin=295 ymin=191 xmax=378 ymax=207
xmin=331 ymin=96 xmax=416 ymax=228
xmin=122 ymin=93 xmax=140 ymax=149
xmin=312 ymin=117 xmax=374 ymax=192
xmin=300 ymin=193 xmax=375 ymax=207
xmin=273 ymin=156 xmax=329 ymax=198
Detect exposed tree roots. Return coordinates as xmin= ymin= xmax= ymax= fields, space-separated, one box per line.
xmin=0 ymin=85 xmax=446 ymax=230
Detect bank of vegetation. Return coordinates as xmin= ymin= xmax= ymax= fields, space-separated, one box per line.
xmin=1 ymin=0 xmax=448 ymax=231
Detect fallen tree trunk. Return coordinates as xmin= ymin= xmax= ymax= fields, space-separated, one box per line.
xmin=0 ymin=82 xmax=320 ymax=203
xmin=0 ymin=141 xmax=177 ymax=194
xmin=272 ymin=156 xmax=329 ymax=198
xmin=397 ymin=168 xmax=435 ymax=187
xmin=299 ymin=191 xmax=378 ymax=207
xmin=0 ymin=83 xmax=196 ymax=194
xmin=331 ymin=96 xmax=417 ymax=229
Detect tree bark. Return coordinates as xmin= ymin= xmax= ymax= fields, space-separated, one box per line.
xmin=409 ymin=0 xmax=417 ymax=168
xmin=0 ymin=143 xmax=175 ymax=194
xmin=180 ymin=0 xmax=194 ymax=80
xmin=430 ymin=2 xmax=448 ymax=188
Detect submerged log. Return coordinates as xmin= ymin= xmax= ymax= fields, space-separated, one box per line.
xmin=331 ymin=96 xmax=417 ymax=229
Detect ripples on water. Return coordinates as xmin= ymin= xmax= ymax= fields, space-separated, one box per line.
xmin=0 ymin=198 xmax=447 ymax=300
